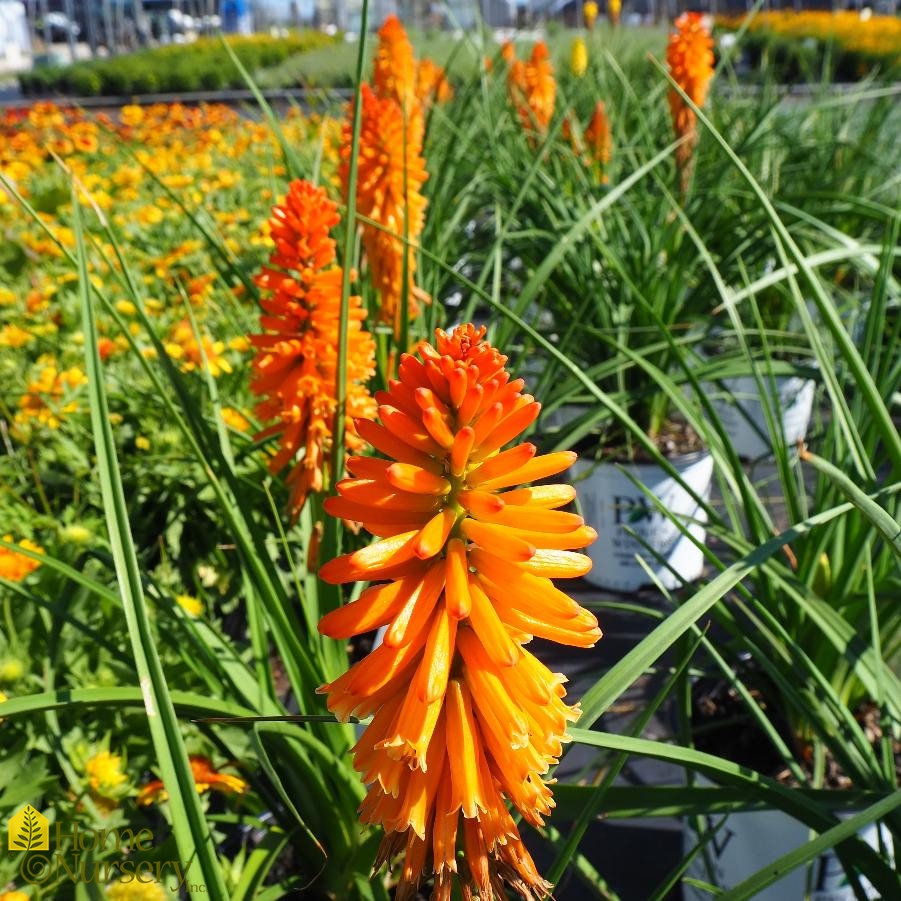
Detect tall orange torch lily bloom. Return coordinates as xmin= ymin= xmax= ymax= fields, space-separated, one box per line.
xmin=416 ymin=58 xmax=453 ymax=108
xmin=250 ymin=179 xmax=376 ymax=517
xmin=318 ymin=325 xmax=602 ymax=900
xmin=509 ymin=42 xmax=557 ymax=136
xmin=373 ymin=15 xmax=418 ymax=115
xmin=341 ymin=85 xmax=429 ymax=337
xmin=666 ymin=12 xmax=714 ymax=188
xmin=585 ymin=99 xmax=613 ymax=183
xmin=373 ymin=15 xmax=452 ymax=112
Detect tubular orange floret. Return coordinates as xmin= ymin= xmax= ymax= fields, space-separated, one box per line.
xmin=318 ymin=323 xmax=601 ymax=900
xmin=250 ymin=180 xmax=376 ymax=518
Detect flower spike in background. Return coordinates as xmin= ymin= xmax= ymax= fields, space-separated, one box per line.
xmin=318 ymin=325 xmax=602 ymax=900
xmin=570 ymin=37 xmax=588 ymax=78
xmin=666 ymin=12 xmax=715 ymax=193
xmin=373 ymin=14 xmax=418 ymax=114
xmin=341 ymin=85 xmax=430 ymax=339
xmin=250 ymin=179 xmax=376 ymax=518
xmin=585 ymin=100 xmax=613 ymax=183
xmin=523 ymin=42 xmax=556 ymax=134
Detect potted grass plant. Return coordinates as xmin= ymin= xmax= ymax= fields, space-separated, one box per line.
xmin=672 ymin=93 xmax=901 ymax=898
xmin=429 ymin=16 xmax=726 ymax=595
xmin=698 ymin=272 xmax=819 ymax=462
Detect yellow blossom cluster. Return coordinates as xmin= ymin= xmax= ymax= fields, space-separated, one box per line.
xmin=14 ymin=356 xmax=88 ymax=432
xmin=717 ymin=10 xmax=901 ymax=68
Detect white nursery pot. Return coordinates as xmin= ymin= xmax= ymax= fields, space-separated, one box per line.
xmin=709 ymin=375 xmax=815 ymax=460
xmin=684 ymin=803 xmax=894 ymax=900
xmin=573 ymin=453 xmax=713 ymax=593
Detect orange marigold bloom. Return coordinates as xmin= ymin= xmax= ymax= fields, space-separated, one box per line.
xmin=341 ymin=85 xmax=429 ymax=336
xmin=0 ymin=535 xmax=43 ymax=581
xmin=137 ymin=756 xmax=247 ymax=806
xmin=251 ymin=180 xmax=376 ymax=517
xmin=318 ymin=325 xmax=602 ymax=901
xmin=667 ymin=12 xmax=714 ymax=184
xmin=373 ymin=15 xmax=418 ymax=114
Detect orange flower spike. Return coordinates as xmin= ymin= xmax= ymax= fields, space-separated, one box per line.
xmin=415 ymin=58 xmax=453 ymax=107
xmin=667 ymin=12 xmax=715 ymax=187
xmin=318 ymin=324 xmax=601 ymax=900
xmin=340 ymin=85 xmax=429 ymax=335
xmin=516 ymin=41 xmax=557 ymax=134
xmin=250 ymin=180 xmax=376 ymax=518
xmin=373 ymin=15 xmax=418 ymax=113
xmin=584 ymin=100 xmax=613 ymax=183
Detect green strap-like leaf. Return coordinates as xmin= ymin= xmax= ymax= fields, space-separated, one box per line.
xmin=73 ymin=195 xmax=229 ymax=900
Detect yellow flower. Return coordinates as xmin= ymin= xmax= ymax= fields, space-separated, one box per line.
xmin=120 ymin=104 xmax=145 ymax=127
xmin=570 ymin=37 xmax=588 ymax=77
xmin=0 ymin=658 xmax=25 ymax=682
xmin=85 ymin=750 xmax=128 ymax=798
xmin=106 ymin=877 xmax=167 ymax=901
xmin=61 ymin=524 xmax=93 ymax=545
xmin=0 ymin=891 xmax=31 ymax=901
xmin=165 ymin=320 xmax=232 ymax=377
xmin=135 ymin=436 xmax=151 ymax=451
xmin=608 ymin=0 xmax=621 ymax=26
xmin=221 ymin=407 xmax=251 ymax=433
xmin=115 ymin=299 xmax=137 ymax=316
xmin=0 ymin=324 xmax=34 ymax=348
xmin=584 ymin=0 xmax=598 ymax=29
xmin=175 ymin=594 xmax=204 ymax=617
